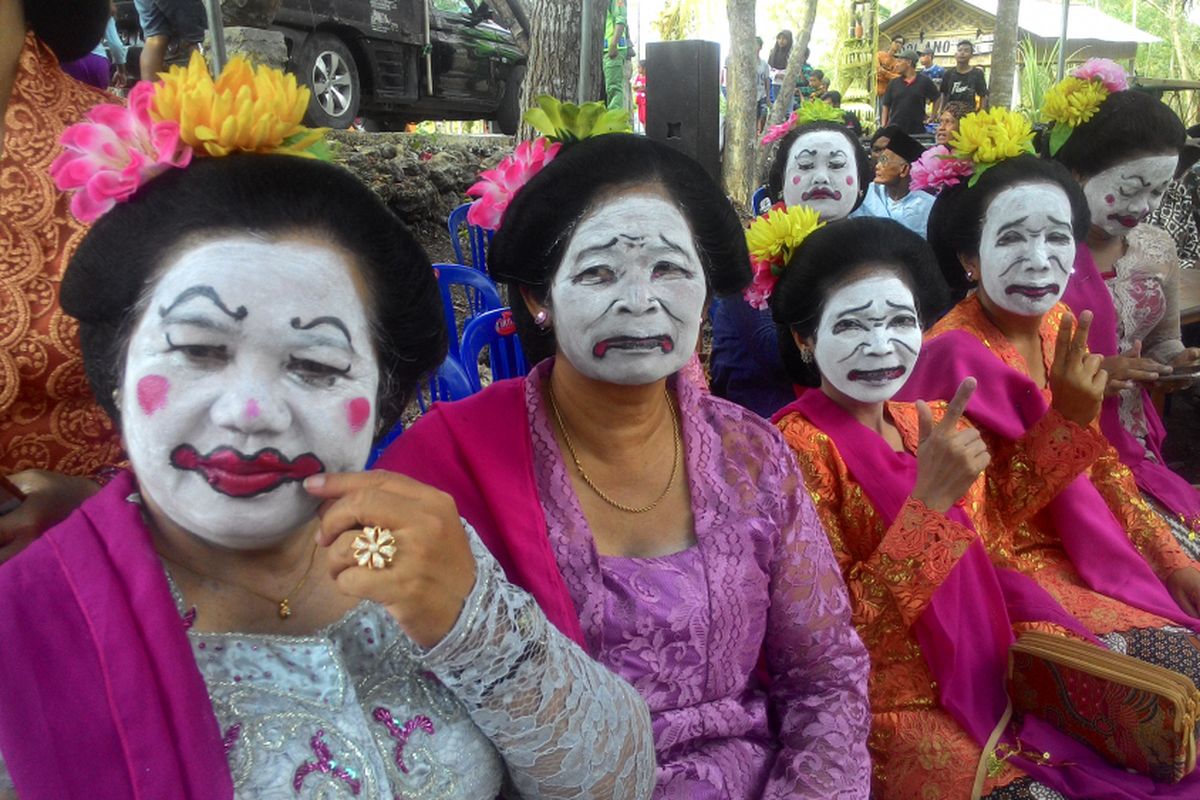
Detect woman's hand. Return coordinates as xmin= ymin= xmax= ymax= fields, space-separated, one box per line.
xmin=1100 ymin=340 xmax=1170 ymax=396
xmin=1049 ymin=311 xmax=1108 ymax=425
xmin=1167 ymin=567 xmax=1200 ymax=618
xmin=911 ymin=378 xmax=991 ymax=513
xmin=0 ymin=470 xmax=101 ymax=565
xmin=306 ymin=471 xmax=477 ymax=649
xmin=1154 ymin=347 xmax=1200 ymax=394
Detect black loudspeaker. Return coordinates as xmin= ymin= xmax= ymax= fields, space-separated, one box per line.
xmin=646 ymin=40 xmax=721 ymax=180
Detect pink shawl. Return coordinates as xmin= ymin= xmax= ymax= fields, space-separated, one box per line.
xmin=0 ymin=471 xmax=232 ymax=799
xmin=372 ymin=378 xmax=587 ymax=647
xmin=785 ymin=389 xmax=1200 ymax=797
xmin=1063 ymin=245 xmax=1200 ymax=530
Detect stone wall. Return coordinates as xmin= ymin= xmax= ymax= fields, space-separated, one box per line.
xmin=329 ymin=131 xmax=512 ymax=262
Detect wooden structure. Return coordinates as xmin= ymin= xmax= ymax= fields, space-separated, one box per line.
xmin=877 ymin=0 xmax=1158 ymax=77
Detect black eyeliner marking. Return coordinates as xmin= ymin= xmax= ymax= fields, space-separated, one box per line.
xmin=290 ymin=316 xmax=353 ymax=349
xmin=159 ymin=285 xmax=247 ymax=321
xmin=835 ymin=301 xmax=873 ymax=319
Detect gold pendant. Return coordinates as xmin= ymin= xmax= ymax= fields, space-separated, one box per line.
xmin=278 ymin=599 xmax=291 ymax=619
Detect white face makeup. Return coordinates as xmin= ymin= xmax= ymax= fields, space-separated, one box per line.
xmin=978 ymin=184 xmax=1076 ymax=317
xmin=1081 ymin=154 xmax=1178 ymax=237
xmin=121 ymin=236 xmax=379 ymax=549
xmin=783 ymin=130 xmax=860 ymax=220
xmin=549 ymin=193 xmax=706 ymax=385
xmin=814 ymin=274 xmax=922 ymax=404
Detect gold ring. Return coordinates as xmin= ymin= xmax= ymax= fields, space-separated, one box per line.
xmin=353 ymin=526 xmax=397 ymax=570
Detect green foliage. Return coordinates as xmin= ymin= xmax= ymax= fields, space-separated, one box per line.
xmin=1015 ymin=36 xmax=1056 ymax=122
xmin=653 ymin=0 xmax=699 ymax=41
xmin=523 ymin=96 xmax=632 ymax=142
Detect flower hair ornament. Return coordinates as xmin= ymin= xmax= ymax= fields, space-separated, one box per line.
xmin=465 ymin=96 xmax=631 ymax=230
xmin=742 ymin=203 xmax=824 ymax=309
xmin=52 ymin=52 xmax=329 ymax=222
xmin=760 ymin=100 xmax=847 ymax=146
xmin=1041 ymin=58 xmax=1128 ymax=156
xmin=909 ymin=107 xmax=1035 ymax=193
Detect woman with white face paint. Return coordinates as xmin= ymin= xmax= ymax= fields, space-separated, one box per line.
xmin=0 ymin=153 xmax=655 ymax=798
xmin=769 ymin=217 xmax=1118 ymax=798
xmin=710 ymin=121 xmax=872 ymax=417
xmin=906 ymin=153 xmax=1200 ymax=796
xmin=379 ymin=134 xmax=872 ymax=799
xmin=1051 ymin=87 xmax=1200 ymax=553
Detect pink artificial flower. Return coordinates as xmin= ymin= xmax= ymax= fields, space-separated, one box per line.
xmin=910 ymin=145 xmax=974 ymax=194
xmin=760 ymin=112 xmax=798 ymax=146
xmin=50 ymin=81 xmax=193 ymax=223
xmin=465 ymin=137 xmax=562 ymax=230
xmin=1070 ymin=58 xmax=1128 ymax=94
xmin=743 ymin=258 xmax=778 ymax=310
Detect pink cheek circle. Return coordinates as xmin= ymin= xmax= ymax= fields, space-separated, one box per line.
xmin=792 ymin=175 xmax=802 ymax=185
xmin=136 ymin=374 xmax=169 ymax=416
xmin=245 ymin=399 xmax=260 ymax=419
xmin=1105 ymin=194 xmax=1115 ymax=205
xmin=346 ymin=397 xmax=372 ymax=434
xmin=845 ymin=176 xmax=855 ymax=186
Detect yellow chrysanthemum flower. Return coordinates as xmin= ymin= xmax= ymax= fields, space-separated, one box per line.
xmin=950 ymin=107 xmax=1034 ymax=166
xmin=746 ymin=204 xmax=824 ymax=269
xmin=1041 ymin=76 xmax=1108 ymax=129
xmin=151 ymin=52 xmax=326 ymax=158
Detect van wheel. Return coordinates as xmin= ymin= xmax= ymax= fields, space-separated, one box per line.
xmin=299 ymin=32 xmax=360 ymax=129
xmin=495 ymin=65 xmax=524 ymax=136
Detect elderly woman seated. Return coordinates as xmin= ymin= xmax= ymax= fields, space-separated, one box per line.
xmin=377 ymin=132 xmax=872 ymax=798
xmin=0 ymin=68 xmax=654 ymax=799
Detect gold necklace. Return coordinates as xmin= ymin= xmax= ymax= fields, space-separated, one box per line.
xmin=546 ymin=382 xmax=680 ymax=514
xmin=160 ymin=542 xmax=320 ymax=620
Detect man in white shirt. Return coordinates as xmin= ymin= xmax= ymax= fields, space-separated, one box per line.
xmin=852 ymin=125 xmax=934 ymax=237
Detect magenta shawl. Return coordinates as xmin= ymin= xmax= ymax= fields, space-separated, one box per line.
xmin=1063 ymin=245 xmax=1200 ymax=530
xmin=785 ymin=389 xmax=1200 ymax=798
xmin=0 ymin=471 xmax=232 ymax=799
xmin=372 ymin=378 xmax=587 ymax=647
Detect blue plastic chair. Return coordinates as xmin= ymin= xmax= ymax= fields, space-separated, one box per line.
xmin=434 ymin=263 xmax=504 ymax=359
xmin=447 ymin=201 xmax=494 ymax=273
xmin=460 ymin=307 xmax=529 ymax=392
xmin=416 ymin=354 xmax=474 ymax=413
xmin=365 ymin=356 xmax=475 ymax=467
xmin=751 ymin=186 xmax=771 ymax=216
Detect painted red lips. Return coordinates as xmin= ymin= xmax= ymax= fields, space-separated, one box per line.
xmin=802 ymin=187 xmax=842 ymax=201
xmin=593 ymin=336 xmax=675 ymax=358
xmin=849 ymin=366 xmax=906 ymax=383
xmin=170 ymin=445 xmax=324 ymax=498
xmin=1107 ymin=213 xmax=1142 ymax=229
xmin=1006 ymin=284 xmax=1060 ymax=299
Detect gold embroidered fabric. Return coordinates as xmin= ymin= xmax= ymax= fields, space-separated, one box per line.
xmin=930 ymin=296 xmax=1189 ymax=632
xmin=779 ymin=402 xmax=1028 ymax=798
xmin=1 ymin=33 xmax=121 ymax=475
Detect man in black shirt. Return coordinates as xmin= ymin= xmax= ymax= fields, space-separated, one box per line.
xmin=881 ymin=49 xmax=938 ymax=135
xmin=938 ymin=40 xmax=989 ymax=113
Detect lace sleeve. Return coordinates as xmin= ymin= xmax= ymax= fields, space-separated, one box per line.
xmin=984 ymin=409 xmax=1107 ymax=527
xmin=1138 ymin=228 xmax=1185 ymax=364
xmin=416 ymin=522 xmax=655 ymax=800
xmin=760 ymin=446 xmax=872 ymax=799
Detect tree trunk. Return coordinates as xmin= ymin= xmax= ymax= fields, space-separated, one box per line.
xmin=721 ymin=0 xmax=757 ymax=208
xmin=990 ymin=0 xmax=1020 ymax=109
xmin=755 ymin=0 xmax=816 ymax=180
xmin=512 ymin=0 xmax=607 ymax=139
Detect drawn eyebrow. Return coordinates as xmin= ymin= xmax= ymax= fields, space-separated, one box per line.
xmin=290 ymin=316 xmax=353 ymax=349
xmin=835 ymin=300 xmax=873 ymax=319
xmin=996 ymin=217 xmax=1029 ymax=234
xmin=577 ymin=237 xmax=620 ymax=258
xmin=656 ymin=234 xmax=689 ymax=257
xmin=1120 ymin=174 xmax=1151 ymax=187
xmin=1047 ymin=215 xmax=1071 ymax=227
xmin=885 ymin=300 xmax=917 ymax=313
xmin=159 ymin=285 xmax=248 ymax=321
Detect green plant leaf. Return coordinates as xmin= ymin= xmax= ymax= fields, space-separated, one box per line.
xmin=1048 ymin=123 xmax=1072 ymax=157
